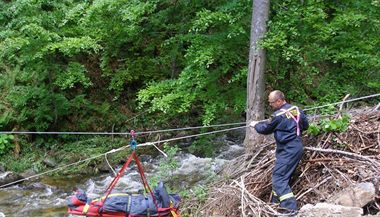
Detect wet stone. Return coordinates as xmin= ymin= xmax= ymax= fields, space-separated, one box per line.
xmin=0 ymin=171 xmax=23 ymax=187
xmin=330 ymin=182 xmax=376 ymax=208
xmin=299 ymin=203 xmax=363 ymax=217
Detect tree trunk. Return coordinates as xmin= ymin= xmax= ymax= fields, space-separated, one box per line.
xmin=244 ymin=0 xmax=270 ymax=152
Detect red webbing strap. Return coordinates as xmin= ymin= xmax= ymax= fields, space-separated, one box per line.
xmin=103 ymin=152 xmax=135 ymax=204
xmin=133 ymin=152 xmax=161 ymax=217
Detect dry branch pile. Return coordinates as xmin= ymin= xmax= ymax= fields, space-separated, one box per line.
xmin=185 ymin=108 xmax=380 ymax=217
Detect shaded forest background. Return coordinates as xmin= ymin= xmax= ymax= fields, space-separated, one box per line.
xmin=0 ymin=0 xmax=379 ymax=157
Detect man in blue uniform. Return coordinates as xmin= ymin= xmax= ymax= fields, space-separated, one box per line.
xmin=250 ymin=90 xmax=309 ymax=213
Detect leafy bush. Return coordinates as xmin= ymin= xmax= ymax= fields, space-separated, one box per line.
xmin=306 ymin=123 xmax=320 ymax=136
xmin=307 ymin=114 xmax=350 ymax=136
xmin=1 ymin=148 xmax=43 ymax=172
xmin=0 ymin=135 xmax=14 ymax=156
xmin=320 ymin=115 xmax=350 ymax=133
xmin=0 ymin=0 xmax=379 ymax=154
xmin=149 ymin=144 xmax=180 ymax=189
xmin=263 ymin=0 xmax=380 ymax=103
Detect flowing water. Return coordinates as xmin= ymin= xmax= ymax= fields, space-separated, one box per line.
xmin=0 ymin=137 xmax=244 ymax=217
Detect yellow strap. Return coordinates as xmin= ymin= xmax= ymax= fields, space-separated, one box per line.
xmin=276 ymin=106 xmax=299 ymax=117
xmin=170 ymin=210 xmax=178 ymax=217
xmin=286 ymin=108 xmax=300 ymax=119
xmin=170 ymin=200 xmax=178 ymax=217
xmin=82 ymin=204 xmax=90 ymax=214
xmin=272 ymin=190 xmax=277 ymax=196
xmin=279 ymin=192 xmax=294 ymax=201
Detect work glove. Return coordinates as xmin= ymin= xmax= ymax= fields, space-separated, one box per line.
xmin=250 ymin=121 xmax=259 ymax=127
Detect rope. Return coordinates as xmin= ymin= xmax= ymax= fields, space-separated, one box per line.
xmin=0 ymin=122 xmax=245 ymax=136
xmin=0 ymin=93 xmax=378 ymax=136
xmin=0 ymin=125 xmax=247 ymax=188
xmin=104 ymin=153 xmax=117 ymax=176
xmin=0 ymin=153 xmax=106 ymax=188
xmin=0 ymin=92 xmax=378 ymax=188
xmin=0 ymin=93 xmax=378 ymax=187
xmin=303 ymin=93 xmax=380 ymax=111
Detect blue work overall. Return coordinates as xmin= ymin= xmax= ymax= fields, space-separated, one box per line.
xmin=254 ymin=103 xmax=309 ymax=211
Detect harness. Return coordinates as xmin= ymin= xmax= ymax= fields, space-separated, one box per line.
xmin=102 ymin=130 xmax=160 ymax=216
xmin=278 ymin=106 xmax=301 ymax=136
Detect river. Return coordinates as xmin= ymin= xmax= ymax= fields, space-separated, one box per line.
xmin=0 ymin=136 xmax=244 ymax=217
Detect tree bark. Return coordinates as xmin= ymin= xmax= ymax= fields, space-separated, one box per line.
xmin=244 ymin=0 xmax=270 ymax=152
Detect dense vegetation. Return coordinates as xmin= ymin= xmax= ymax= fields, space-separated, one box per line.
xmin=0 ymin=0 xmax=379 ymax=167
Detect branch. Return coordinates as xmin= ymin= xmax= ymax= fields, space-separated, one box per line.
xmin=305 ymin=147 xmax=380 ymax=169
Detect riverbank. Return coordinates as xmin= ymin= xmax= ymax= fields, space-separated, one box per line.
xmin=190 ymin=107 xmax=380 ymax=217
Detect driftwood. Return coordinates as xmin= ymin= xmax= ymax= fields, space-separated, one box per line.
xmin=183 ymin=109 xmax=380 ymax=217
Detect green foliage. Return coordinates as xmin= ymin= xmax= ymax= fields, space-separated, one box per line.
xmin=2 ymin=155 xmax=34 ymax=173
xmin=59 ymin=136 xmax=124 ymax=154
xmin=1 ymin=146 xmax=45 ymax=173
xmin=262 ymin=0 xmax=380 ymax=104
xmin=0 ymin=1 xmax=98 ymax=133
xmin=44 ymin=36 xmax=100 ymax=56
xmin=307 ymin=114 xmax=350 ymax=136
xmin=0 ymin=0 xmax=379 ymax=152
xmin=320 ymin=115 xmax=350 ymax=133
xmin=179 ymin=184 xmax=209 ymax=217
xmin=54 ymin=62 xmax=92 ymax=90
xmin=0 ymin=134 xmax=14 ymax=156
xmin=149 ymin=144 xmax=180 ymax=188
xmin=54 ymin=137 xmax=125 ymax=175
xmin=180 ymin=184 xmax=208 ymax=202
xmin=137 ymin=0 xmax=250 ymax=125
xmin=306 ymin=123 xmax=320 ymax=136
